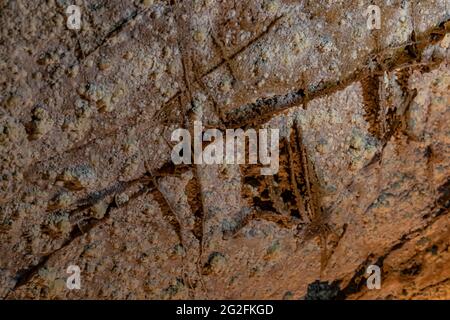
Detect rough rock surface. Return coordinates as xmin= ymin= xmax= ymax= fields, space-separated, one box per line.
xmin=0 ymin=0 xmax=449 ymax=299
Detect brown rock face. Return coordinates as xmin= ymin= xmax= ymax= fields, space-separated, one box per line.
xmin=0 ymin=0 xmax=449 ymax=300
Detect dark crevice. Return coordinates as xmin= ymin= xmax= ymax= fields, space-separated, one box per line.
xmin=304 ymin=280 xmax=341 ymax=300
